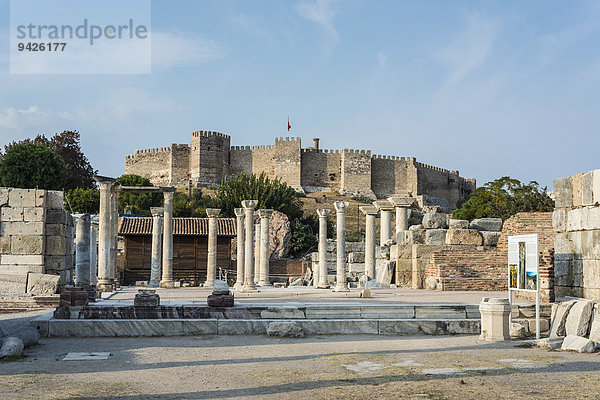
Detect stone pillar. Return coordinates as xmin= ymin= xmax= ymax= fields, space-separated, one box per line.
xmin=254 ymin=223 xmax=261 ymax=284
xmin=233 ymin=208 xmax=245 ymax=288
xmin=258 ymin=209 xmax=273 ymax=287
xmin=148 ymin=207 xmax=163 ymax=288
xmin=241 ymin=200 xmax=259 ymax=292
xmin=75 ymin=214 xmax=91 ymax=286
xmin=160 ymin=188 xmax=175 ymax=288
xmin=360 ymin=206 xmax=378 ymax=282
xmin=90 ymin=226 xmax=97 ymax=286
xmin=204 ymin=208 xmax=221 ymax=288
xmin=109 ymin=185 xmax=119 ymax=288
xmin=374 ymin=200 xmax=394 ymax=246
xmin=479 ymin=298 xmax=511 ymax=341
xmin=388 ymin=196 xmax=416 ymax=234
xmin=94 ymin=177 xmax=117 ymax=292
xmin=316 ymin=209 xmax=330 ymax=289
xmin=334 ymin=201 xmax=350 ymax=292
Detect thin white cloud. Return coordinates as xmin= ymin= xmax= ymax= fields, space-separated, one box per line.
xmin=296 ymin=0 xmax=339 ymax=48
xmin=436 ymin=13 xmax=500 ymax=88
xmin=0 ymin=106 xmax=57 ymax=129
xmin=151 ymin=32 xmax=227 ymax=69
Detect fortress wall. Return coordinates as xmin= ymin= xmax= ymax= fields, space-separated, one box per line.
xmin=190 ymin=131 xmax=230 ymax=186
xmin=229 ymin=146 xmax=253 ymax=176
xmin=395 ymin=158 xmax=418 ymax=196
xmin=125 ymin=147 xmax=173 ymax=186
xmin=271 ymin=137 xmax=302 ymax=188
xmin=371 ymin=156 xmax=396 ymax=196
xmin=251 ymin=145 xmax=276 ymax=177
xmin=300 ymin=149 xmax=342 ymax=190
xmin=169 ymin=144 xmax=190 ymax=187
xmin=415 ymin=162 xmax=471 ymax=209
xmin=340 ymin=149 xmax=374 ymax=196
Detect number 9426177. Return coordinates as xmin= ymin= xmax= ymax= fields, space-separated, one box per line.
xmin=18 ymin=42 xmax=66 ymax=51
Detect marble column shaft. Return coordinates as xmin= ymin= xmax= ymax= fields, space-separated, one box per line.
xmin=316 ymin=209 xmax=330 ymax=289
xmin=360 ymin=206 xmax=378 ymax=281
xmin=94 ymin=177 xmax=116 ymax=292
xmin=75 ymin=214 xmax=91 ymax=286
xmin=334 ymin=201 xmax=350 ymax=292
xmin=204 ymin=208 xmax=221 ymax=288
xmin=233 ymin=208 xmax=245 ymax=288
xmin=258 ymin=209 xmax=273 ymax=286
xmin=149 ymin=207 xmax=163 ymax=288
xmin=110 ymin=186 xmax=119 ymax=285
xmin=254 ymin=223 xmax=261 ymax=284
xmin=90 ymin=226 xmax=97 ymax=285
xmin=160 ymin=189 xmax=175 ymax=288
xmin=241 ymin=200 xmax=259 ymax=292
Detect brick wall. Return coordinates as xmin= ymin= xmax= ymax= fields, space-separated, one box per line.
xmin=425 ymin=212 xmax=555 ymax=301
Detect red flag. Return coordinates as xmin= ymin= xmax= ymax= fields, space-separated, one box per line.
xmin=288 ymin=117 xmax=291 ymax=131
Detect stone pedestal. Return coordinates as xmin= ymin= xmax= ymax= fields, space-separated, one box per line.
xmin=334 ymin=201 xmax=350 ymax=292
xmin=479 ymin=298 xmax=511 ymax=341
xmin=360 ymin=206 xmax=378 ymax=281
xmin=59 ymin=286 xmax=89 ymax=306
xmin=160 ymin=189 xmax=175 ymax=289
xmin=258 ymin=209 xmax=273 ymax=286
xmin=134 ymin=289 xmax=160 ymax=307
xmin=316 ymin=209 xmax=330 ymax=289
xmin=233 ymin=208 xmax=245 ymax=288
xmin=241 ymin=200 xmax=259 ymax=292
xmin=149 ymin=207 xmax=163 ymax=288
xmin=75 ymin=214 xmax=91 ymax=286
xmin=204 ymin=208 xmax=221 ymax=288
xmin=208 ymin=279 xmax=234 ymax=306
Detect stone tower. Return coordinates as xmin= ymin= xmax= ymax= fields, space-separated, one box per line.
xmin=190 ymin=131 xmax=231 ymax=186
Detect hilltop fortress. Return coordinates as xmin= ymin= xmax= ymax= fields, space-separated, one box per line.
xmin=125 ymin=131 xmax=476 ymax=210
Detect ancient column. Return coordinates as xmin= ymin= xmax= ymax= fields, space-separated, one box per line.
xmin=374 ymin=200 xmax=393 ymax=246
xmin=148 ymin=207 xmax=163 ymax=288
xmin=160 ymin=188 xmax=175 ymax=288
xmin=94 ymin=176 xmax=117 ymax=292
xmin=233 ymin=208 xmax=245 ymax=288
xmin=110 ymin=185 xmax=119 ymax=287
xmin=316 ymin=209 xmax=330 ymax=289
xmin=204 ymin=208 xmax=221 ymax=288
xmin=254 ymin=223 xmax=261 ymax=284
xmin=241 ymin=200 xmax=259 ymax=292
xmin=388 ymin=196 xmax=416 ymax=234
xmin=258 ymin=209 xmax=273 ymax=287
xmin=334 ymin=201 xmax=350 ymax=292
xmin=75 ymin=214 xmax=91 ymax=286
xmin=360 ymin=206 xmax=378 ymax=282
xmin=90 ymin=226 xmax=98 ymax=285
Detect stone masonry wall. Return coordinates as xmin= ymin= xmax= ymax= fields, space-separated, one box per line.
xmin=0 ymin=188 xmax=74 ymax=294
xmin=300 ymin=149 xmax=342 ymax=192
xmin=340 ymin=149 xmax=374 ymax=198
xmin=190 ymin=131 xmax=230 ymax=186
xmin=553 ymin=169 xmax=600 ymax=299
xmin=125 ymin=147 xmax=173 ymax=186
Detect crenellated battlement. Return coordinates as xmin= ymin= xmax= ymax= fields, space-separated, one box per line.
xmin=275 ymin=136 xmax=301 ymax=143
xmin=342 ymin=149 xmax=371 ymax=156
xmin=192 ymin=130 xmax=230 ymax=139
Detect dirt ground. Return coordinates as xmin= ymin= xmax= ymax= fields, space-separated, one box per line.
xmin=1 ymin=311 xmax=600 ymax=400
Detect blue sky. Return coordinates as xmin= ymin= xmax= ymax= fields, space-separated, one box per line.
xmin=1 ymin=0 xmax=599 ymax=189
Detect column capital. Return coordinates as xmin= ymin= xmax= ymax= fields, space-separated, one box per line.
xmin=206 ymin=208 xmax=221 ymax=218
xmin=234 ymin=208 xmax=245 ymax=217
xmin=334 ymin=201 xmax=349 ymax=212
xmin=388 ymin=196 xmax=417 ymax=208
xmin=242 ymin=200 xmax=258 ymax=210
xmin=373 ymin=200 xmax=394 ymax=211
xmin=150 ymin=207 xmax=164 ymax=217
xmin=359 ymin=205 xmax=378 ymax=215
xmin=258 ymin=209 xmax=273 ymax=218
xmin=316 ymin=208 xmax=331 ymax=217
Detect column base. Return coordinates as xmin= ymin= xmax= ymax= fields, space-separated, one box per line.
xmin=233 ymin=281 xmax=243 ymax=289
xmin=203 ymin=280 xmax=214 ymax=288
xmin=147 ymin=281 xmax=160 ymax=288
xmin=334 ymin=283 xmax=350 ymax=292
xmin=258 ymin=281 xmax=272 ymax=287
xmin=96 ymin=281 xmax=113 ymax=292
xmin=316 ymin=283 xmax=330 ymax=289
xmin=159 ymin=280 xmax=175 ymax=289
xmin=240 ymin=283 xmax=259 ymax=293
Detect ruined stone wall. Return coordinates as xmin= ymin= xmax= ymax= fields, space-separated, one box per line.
xmin=169 ymin=144 xmax=190 ymax=187
xmin=340 ymin=149 xmax=374 ymax=198
xmin=0 ymin=188 xmax=74 ymax=294
xmin=553 ymin=170 xmax=600 ymax=299
xmin=125 ymin=147 xmax=172 ymax=186
xmin=300 ymin=149 xmax=341 ymax=192
xmin=190 ymin=131 xmax=230 ymax=186
xmin=370 ymin=156 xmax=420 ymax=197
xmin=416 ymin=162 xmax=475 ymax=211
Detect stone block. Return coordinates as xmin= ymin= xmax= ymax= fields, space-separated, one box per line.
xmin=582 ymin=171 xmax=595 ymax=206
xmin=565 ymin=299 xmax=594 ymax=337
xmin=589 ymin=311 xmax=600 ymax=343
xmin=217 ymin=320 xmax=268 ymax=335
xmin=479 ymin=298 xmax=511 ymax=341
xmin=449 ymin=219 xmax=469 ymax=229
xmin=582 ymin=260 xmax=600 ymax=289
xmin=0 ymin=254 xmax=44 ymax=265
xmin=0 ymin=272 xmax=28 ymax=295
xmin=45 ymin=223 xmax=66 ymax=237
xmin=561 ymin=335 xmax=596 ymax=353
xmin=0 ymin=236 xmax=10 ymax=253
xmin=305 ymin=306 xmax=360 ymax=319
xmin=510 ymin=322 xmax=526 ymax=338
xmin=0 ymin=221 xmax=44 ymax=236
xmin=0 ymin=187 xmax=9 ymax=207
xmin=10 ymin=235 xmax=44 ymax=255
xmin=348 ymin=252 xmax=364 ymax=263
xmin=567 ymin=209 xmax=583 ymax=231
xmin=408 ymin=229 xmax=425 ymax=244
xmin=445 ymin=229 xmax=482 ymax=246
xmin=23 ymin=207 xmax=45 ymax=222
xmin=8 ymin=189 xmax=35 ymax=208
xmin=422 ymin=213 xmax=447 ymax=229
xmin=360 ymin=305 xmax=415 ymax=319
xmin=552 ymin=209 xmax=567 ymax=232
xmin=45 ymin=236 xmax=67 ymax=256
xmin=260 ymin=307 xmax=305 ymax=319
xmin=26 ymin=273 xmax=60 ymax=294
xmin=300 ymin=320 xmax=379 ymax=335
xmin=207 ymin=294 xmax=234 ymax=307
xmin=378 ymin=319 xmax=479 ymax=335
xmin=528 ymin=318 xmax=550 ymax=334
xmin=553 ymin=176 xmax=572 ymax=208
xmin=46 ymin=191 xmax=64 ymax=209
xmin=266 ymin=321 xmax=304 ymax=337
xmin=34 ymin=189 xmax=46 ymax=207
xmin=593 ymin=170 xmax=600 ymax=205
xmin=469 ymin=218 xmax=503 ymax=232
xmin=585 ymin=207 xmax=600 ymax=231
xmin=415 ymin=305 xmax=466 ymax=319
xmin=572 ymin=173 xmax=583 ymax=207
xmin=1 ymin=207 xmax=24 ymax=222
xmin=45 ymin=255 xmax=71 ymax=271
xmin=481 ymin=231 xmax=501 ymax=247
xmin=45 ymin=209 xmax=67 ymax=224
xmin=425 ymin=229 xmax=447 ymax=245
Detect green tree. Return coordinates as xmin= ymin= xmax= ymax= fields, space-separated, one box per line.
xmin=215 ymin=172 xmax=303 ymax=219
xmin=0 ymin=142 xmax=67 ymax=190
xmin=173 ymin=189 xmax=218 ymax=217
xmin=452 ymin=176 xmax=554 ymax=221
xmin=116 ymin=174 xmax=162 ymax=216
xmin=65 ymin=187 xmax=100 ymax=214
